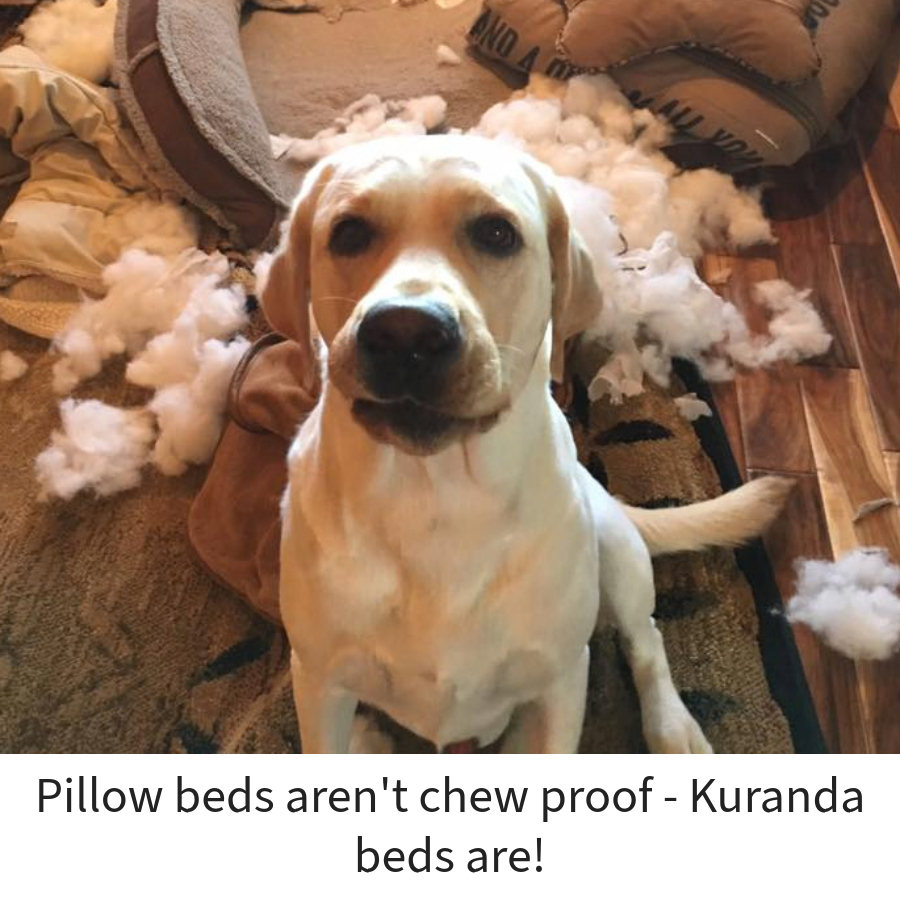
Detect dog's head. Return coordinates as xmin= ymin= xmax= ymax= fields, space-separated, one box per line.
xmin=261 ymin=134 xmax=602 ymax=454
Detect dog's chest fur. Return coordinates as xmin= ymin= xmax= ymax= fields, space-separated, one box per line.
xmin=280 ymin=387 xmax=599 ymax=747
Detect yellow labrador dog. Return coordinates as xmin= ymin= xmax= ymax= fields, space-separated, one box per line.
xmin=262 ymin=134 xmax=789 ymax=753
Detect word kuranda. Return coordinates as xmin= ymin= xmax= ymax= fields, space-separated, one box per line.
xmin=693 ymin=777 xmax=861 ymax=813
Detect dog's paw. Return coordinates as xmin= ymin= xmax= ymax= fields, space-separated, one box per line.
xmin=349 ymin=713 xmax=394 ymax=754
xmin=644 ymin=703 xmax=714 ymax=754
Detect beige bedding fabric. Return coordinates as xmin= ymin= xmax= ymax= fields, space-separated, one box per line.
xmin=0 ymin=45 xmax=197 ymax=337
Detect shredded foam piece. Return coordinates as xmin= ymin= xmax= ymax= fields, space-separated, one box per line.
xmin=436 ymin=44 xmax=462 ymax=66
xmin=148 ymin=337 xmax=250 ymax=476
xmin=786 ymin=549 xmax=900 ymax=660
xmin=41 ymin=249 xmax=249 ymax=497
xmin=0 ymin=350 xmax=28 ymax=382
xmin=271 ymin=93 xmax=448 ymax=164
xmin=674 ymin=393 xmax=712 ymax=421
xmin=35 ymin=398 xmax=155 ymax=500
xmin=20 ymin=0 xmax=118 ymax=84
xmin=853 ymin=498 xmax=895 ymax=523
xmin=52 ymin=248 xmax=244 ymax=394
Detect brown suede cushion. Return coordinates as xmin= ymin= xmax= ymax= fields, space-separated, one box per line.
xmin=470 ymin=0 xmax=899 ymax=169
xmin=115 ymin=0 xmax=289 ymax=248
xmin=189 ymin=335 xmax=317 ymax=623
xmin=471 ymin=0 xmax=820 ymax=84
xmin=561 ymin=0 xmax=820 ymax=84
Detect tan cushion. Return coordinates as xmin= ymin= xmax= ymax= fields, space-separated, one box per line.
xmin=561 ymin=0 xmax=819 ymax=84
xmin=188 ymin=334 xmax=319 ymax=624
xmin=469 ymin=0 xmax=899 ymax=168
xmin=471 ymin=0 xmax=820 ymax=84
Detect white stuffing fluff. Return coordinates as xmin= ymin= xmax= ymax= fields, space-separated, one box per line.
xmin=583 ymin=235 xmax=833 ymax=400
xmin=52 ymin=249 xmax=244 ymax=394
xmin=272 ymin=75 xmax=829 ymax=404
xmin=729 ymin=280 xmax=834 ymax=367
xmin=674 ymin=393 xmax=712 ymax=421
xmin=473 ymin=76 xmax=773 ymax=256
xmin=35 ymin=398 xmax=155 ymax=500
xmin=271 ymin=93 xmax=448 ymax=164
xmin=436 ymin=44 xmax=462 ymax=66
xmin=786 ymin=549 xmax=900 ymax=661
xmin=148 ymin=337 xmax=249 ymax=476
xmin=0 ymin=350 xmax=29 ymax=382
xmin=40 ymin=249 xmax=249 ymax=498
xmin=20 ymin=0 xmax=118 ymax=84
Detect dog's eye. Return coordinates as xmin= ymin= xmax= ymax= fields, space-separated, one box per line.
xmin=467 ymin=215 xmax=522 ymax=257
xmin=329 ymin=217 xmax=376 ymax=256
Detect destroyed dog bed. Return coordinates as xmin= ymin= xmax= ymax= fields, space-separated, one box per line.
xmin=115 ymin=0 xmax=515 ymax=249
xmin=115 ymin=0 xmax=899 ymax=255
xmin=116 ymin=0 xmax=290 ymax=249
xmin=469 ymin=0 xmax=900 ymax=169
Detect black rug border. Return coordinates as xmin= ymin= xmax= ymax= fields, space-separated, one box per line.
xmin=674 ymin=360 xmax=827 ymax=753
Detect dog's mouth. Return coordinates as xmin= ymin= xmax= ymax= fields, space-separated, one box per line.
xmin=352 ymin=398 xmax=500 ymax=454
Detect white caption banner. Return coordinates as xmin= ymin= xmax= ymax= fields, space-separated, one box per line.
xmin=0 ymin=754 xmax=892 ymax=898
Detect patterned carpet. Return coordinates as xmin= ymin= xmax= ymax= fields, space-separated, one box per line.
xmin=0 ymin=317 xmax=801 ymax=753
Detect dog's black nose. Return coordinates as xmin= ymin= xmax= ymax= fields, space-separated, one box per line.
xmin=357 ymin=300 xmax=462 ymax=401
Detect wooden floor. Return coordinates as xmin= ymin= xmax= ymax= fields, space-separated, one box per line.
xmin=701 ymin=52 xmax=900 ymax=753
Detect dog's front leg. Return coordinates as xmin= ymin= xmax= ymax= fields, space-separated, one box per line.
xmin=501 ymin=647 xmax=589 ymax=753
xmin=597 ymin=516 xmax=712 ymax=754
xmin=290 ymin=651 xmax=358 ymax=753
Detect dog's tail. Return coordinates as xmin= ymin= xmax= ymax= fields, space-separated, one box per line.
xmin=623 ymin=476 xmax=794 ymax=556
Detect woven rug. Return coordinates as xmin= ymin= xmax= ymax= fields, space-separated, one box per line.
xmin=0 ymin=314 xmax=820 ymax=752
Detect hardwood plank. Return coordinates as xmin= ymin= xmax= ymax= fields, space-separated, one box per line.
xmin=800 ymin=368 xmax=897 ymax=534
xmin=800 ymin=371 xmax=900 ymax=753
xmin=709 ymin=381 xmax=746 ymax=479
xmin=832 ymin=243 xmax=900 ymax=450
xmin=856 ymin=656 xmax=900 ymax=755
xmin=886 ymin=452 xmax=900 ymax=502
xmin=736 ymin=368 xmax=814 ymax=474
xmin=750 ymin=470 xmax=860 ymax=752
xmin=815 ymin=143 xmax=885 ymax=248
xmin=857 ymin=90 xmax=900 ymax=284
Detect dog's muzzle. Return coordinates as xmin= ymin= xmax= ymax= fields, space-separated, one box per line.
xmin=357 ymin=299 xmax=462 ymax=403
xmin=350 ymin=298 xmax=498 ymax=453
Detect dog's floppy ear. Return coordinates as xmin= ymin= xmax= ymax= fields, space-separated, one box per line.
xmin=546 ymin=189 xmax=603 ymax=383
xmin=523 ymin=161 xmax=603 ymax=383
xmin=259 ymin=163 xmax=332 ymax=390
